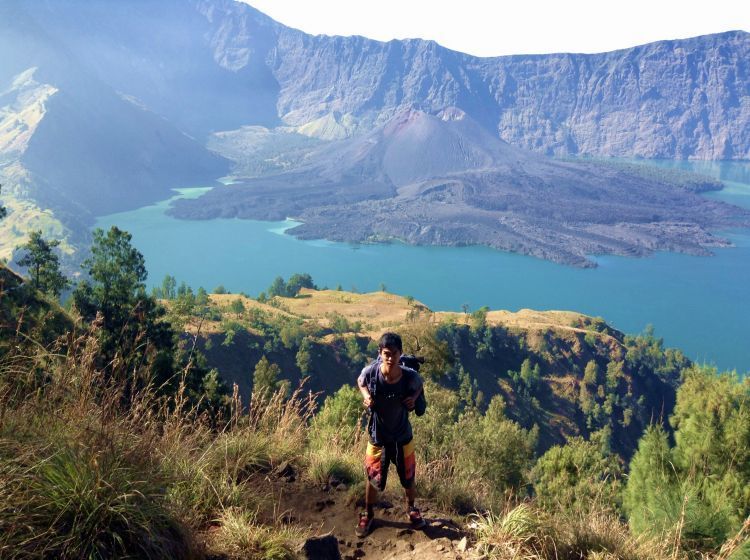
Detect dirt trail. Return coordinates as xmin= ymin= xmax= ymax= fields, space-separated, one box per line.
xmin=268 ymin=473 xmax=474 ymax=559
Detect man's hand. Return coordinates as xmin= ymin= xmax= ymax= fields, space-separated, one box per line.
xmin=402 ymin=395 xmax=416 ymax=411
xmin=363 ymin=394 xmax=374 ymax=408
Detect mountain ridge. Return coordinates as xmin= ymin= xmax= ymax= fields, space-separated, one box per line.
xmin=1 ymin=0 xmax=748 ymax=267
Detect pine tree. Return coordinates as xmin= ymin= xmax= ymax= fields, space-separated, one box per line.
xmin=623 ymin=424 xmax=679 ymax=535
xmin=73 ymin=226 xmax=172 ymax=382
xmin=296 ymin=337 xmax=313 ymax=375
xmin=253 ymin=356 xmax=281 ymax=395
xmin=583 ymin=360 xmax=600 ymax=386
xmin=16 ymin=230 xmax=68 ymax=297
xmin=230 ymin=297 xmax=245 ymax=318
xmin=532 ymin=436 xmax=622 ymax=513
xmin=160 ymin=275 xmax=177 ymax=299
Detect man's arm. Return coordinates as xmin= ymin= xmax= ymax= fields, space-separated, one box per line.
xmin=357 ymin=367 xmax=374 ymax=408
xmin=402 ymin=370 xmax=423 ymax=410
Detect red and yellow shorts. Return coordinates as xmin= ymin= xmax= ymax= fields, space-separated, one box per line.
xmin=364 ymin=438 xmax=416 ymax=491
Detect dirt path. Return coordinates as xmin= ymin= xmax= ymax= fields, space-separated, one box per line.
xmin=269 ymin=475 xmax=474 ymax=560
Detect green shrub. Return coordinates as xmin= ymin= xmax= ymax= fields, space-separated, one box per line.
xmin=532 ymin=436 xmax=622 ymax=514
xmin=457 ymin=397 xmax=537 ymax=498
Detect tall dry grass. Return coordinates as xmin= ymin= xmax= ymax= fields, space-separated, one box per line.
xmin=0 ymin=326 xmax=314 ymax=559
xmin=472 ymin=501 xmax=679 ymax=560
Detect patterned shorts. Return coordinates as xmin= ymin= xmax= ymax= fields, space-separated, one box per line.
xmin=364 ymin=438 xmax=416 ymax=491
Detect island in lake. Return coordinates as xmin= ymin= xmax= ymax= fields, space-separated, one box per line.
xmin=169 ymin=109 xmax=750 ymax=268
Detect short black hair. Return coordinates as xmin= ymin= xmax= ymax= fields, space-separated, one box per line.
xmin=378 ymin=332 xmax=402 ymax=353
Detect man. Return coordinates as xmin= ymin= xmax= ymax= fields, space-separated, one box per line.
xmin=355 ymin=332 xmax=425 ymax=537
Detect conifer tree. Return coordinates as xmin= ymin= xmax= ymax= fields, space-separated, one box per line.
xmin=583 ymin=360 xmax=600 ymax=386
xmin=160 ymin=275 xmax=177 ymax=299
xmin=16 ymin=230 xmax=68 ymax=297
xmin=73 ymin=226 xmax=172 ymax=382
xmin=230 ymin=297 xmax=245 ymax=318
xmin=295 ymin=337 xmax=313 ymax=375
xmin=623 ymin=424 xmax=677 ymax=535
xmin=533 ymin=436 xmax=622 ymax=513
xmin=253 ymin=356 xmax=281 ymax=395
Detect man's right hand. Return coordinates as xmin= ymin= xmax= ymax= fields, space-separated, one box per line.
xmin=363 ymin=394 xmax=373 ymax=408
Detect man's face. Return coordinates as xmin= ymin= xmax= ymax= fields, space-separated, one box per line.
xmin=379 ymin=347 xmax=401 ymax=373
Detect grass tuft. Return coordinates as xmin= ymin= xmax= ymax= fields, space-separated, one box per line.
xmin=209 ymin=508 xmax=302 ymax=560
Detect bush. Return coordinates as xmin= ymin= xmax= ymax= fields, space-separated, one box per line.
xmin=532 ymin=437 xmax=622 ymax=514
xmin=457 ymin=396 xmax=537 ymax=499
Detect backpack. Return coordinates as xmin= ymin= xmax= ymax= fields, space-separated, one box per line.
xmin=366 ymin=354 xmax=427 ymax=416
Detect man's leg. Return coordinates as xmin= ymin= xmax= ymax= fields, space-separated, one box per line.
xmin=396 ymin=439 xmax=425 ymax=528
xmin=357 ymin=442 xmax=385 ymax=536
xmin=366 ymin=479 xmax=378 ymax=518
xmin=404 ymin=481 xmax=416 ymax=510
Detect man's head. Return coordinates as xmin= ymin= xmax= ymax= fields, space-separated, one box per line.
xmin=378 ymin=332 xmax=402 ymax=372
xmin=378 ymin=332 xmax=402 ymax=353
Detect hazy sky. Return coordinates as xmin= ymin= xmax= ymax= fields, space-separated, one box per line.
xmin=243 ymin=0 xmax=749 ymax=57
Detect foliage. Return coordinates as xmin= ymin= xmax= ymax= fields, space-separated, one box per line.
xmin=230 ymin=297 xmax=245 ymax=318
xmin=532 ymin=436 xmax=622 ymax=514
xmin=307 ymin=386 xmax=365 ymax=484
xmin=72 ymin=227 xmax=173 ymax=382
xmin=310 ymin=385 xmax=363 ymax=448
xmin=625 ymin=366 xmax=750 ymax=555
xmin=0 ymin=439 xmax=191 ymax=559
xmin=16 ymin=230 xmax=68 ymax=297
xmin=0 ymin=328 xmax=313 ymax=558
xmin=326 ymin=311 xmax=361 ymax=334
xmin=210 ymin=508 xmax=299 ymax=560
xmin=457 ymin=396 xmax=537 ymax=498
xmin=624 ymin=325 xmax=689 ymax=384
xmin=671 ymin=366 xmax=750 ymax=513
xmin=474 ymin=503 xmax=676 ymax=560
xmin=253 ymin=356 xmax=283 ymax=396
xmin=295 ymin=337 xmax=313 ymax=375
xmin=266 ymin=273 xmax=316 ymax=298
xmin=153 ymin=274 xmax=177 ymax=299
xmin=399 ymin=318 xmax=453 ymax=380
xmin=343 ymin=335 xmax=369 ymax=370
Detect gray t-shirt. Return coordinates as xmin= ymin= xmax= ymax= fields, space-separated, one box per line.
xmin=358 ymin=362 xmax=423 ymax=445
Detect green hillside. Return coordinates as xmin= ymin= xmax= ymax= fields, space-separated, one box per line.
xmin=1 ymin=262 xmax=747 ymax=560
xmin=173 ymin=288 xmax=684 ymax=460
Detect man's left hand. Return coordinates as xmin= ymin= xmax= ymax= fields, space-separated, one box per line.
xmin=402 ymin=396 xmax=416 ymax=410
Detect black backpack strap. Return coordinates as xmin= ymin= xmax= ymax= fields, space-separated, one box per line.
xmin=365 ymin=360 xmax=379 ymax=398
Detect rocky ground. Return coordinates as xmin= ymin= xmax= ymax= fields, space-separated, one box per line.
xmin=249 ymin=467 xmax=475 ymax=560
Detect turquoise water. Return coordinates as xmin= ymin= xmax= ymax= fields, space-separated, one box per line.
xmin=96 ymin=162 xmax=750 ymax=374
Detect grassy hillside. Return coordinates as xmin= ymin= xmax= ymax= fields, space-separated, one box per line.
xmin=175 ymin=287 xmax=684 ymax=459
xmin=0 ymin=262 xmax=72 ymax=351
xmin=2 ymin=268 xmax=747 ymax=559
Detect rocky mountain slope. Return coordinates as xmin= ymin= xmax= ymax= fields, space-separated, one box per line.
xmin=1 ymin=0 xmax=748 ymax=266
xmin=269 ymin=28 xmax=750 ymax=159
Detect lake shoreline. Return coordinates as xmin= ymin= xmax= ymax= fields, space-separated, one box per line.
xmin=96 ymin=160 xmax=750 ymax=374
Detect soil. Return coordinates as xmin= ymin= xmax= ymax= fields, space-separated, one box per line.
xmin=260 ymin=470 xmax=475 ymax=560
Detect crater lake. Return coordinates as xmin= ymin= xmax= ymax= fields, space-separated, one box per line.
xmin=95 ymin=160 xmax=750 ymax=374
